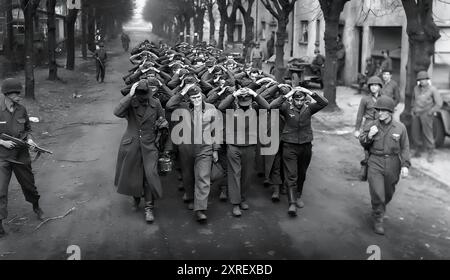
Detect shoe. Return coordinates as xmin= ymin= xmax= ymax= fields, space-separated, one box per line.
xmin=132 ymin=197 xmax=141 ymax=212
xmin=219 ymin=189 xmax=228 ymax=202
xmin=187 ymin=202 xmax=194 ymax=210
xmin=196 ymin=211 xmax=207 ymax=222
xmin=232 ymin=205 xmax=242 ymax=217
xmin=295 ymin=198 xmax=305 ymax=208
xmin=144 ymin=202 xmax=154 ymax=223
xmin=240 ymin=202 xmax=249 ymax=210
xmin=271 ymin=185 xmax=280 ymax=202
xmin=288 ymin=204 xmax=297 ymax=216
xmin=427 ymin=152 xmax=434 ymax=163
xmin=373 ymin=220 xmax=385 ymax=235
xmin=33 ymin=203 xmax=44 ymax=220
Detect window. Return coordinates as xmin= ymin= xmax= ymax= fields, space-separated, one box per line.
xmin=299 ymin=20 xmax=308 ymax=44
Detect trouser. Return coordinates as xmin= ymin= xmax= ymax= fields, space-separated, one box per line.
xmin=411 ymin=113 xmax=435 ymax=151
xmin=263 ymin=148 xmax=282 ymax=186
xmin=367 ymin=155 xmax=401 ymax=220
xmin=282 ymin=142 xmax=312 ymax=204
xmin=178 ymin=144 xmax=213 ymax=211
xmin=0 ymin=160 xmax=40 ymax=220
xmin=96 ymin=60 xmax=106 ymax=82
xmin=252 ymin=58 xmax=262 ymax=69
xmin=216 ymin=144 xmax=228 ymax=194
xmin=227 ymin=145 xmax=256 ymax=205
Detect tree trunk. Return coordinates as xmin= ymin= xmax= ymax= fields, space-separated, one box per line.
xmin=186 ymin=17 xmax=191 ymax=44
xmin=226 ymin=18 xmax=235 ymax=44
xmin=87 ymin=6 xmax=96 ymax=52
xmin=274 ymin=20 xmax=287 ymax=82
xmin=47 ymin=0 xmax=57 ymax=80
xmin=22 ymin=0 xmax=40 ymax=100
xmin=400 ymin=0 xmax=440 ymax=136
xmin=5 ymin=0 xmax=14 ymax=54
xmin=208 ymin=3 xmax=215 ymax=43
xmin=66 ymin=9 xmax=78 ymax=70
xmin=242 ymin=14 xmax=254 ymax=62
xmin=218 ymin=16 xmax=225 ymax=49
xmin=322 ymin=17 xmax=340 ymax=110
xmin=81 ymin=0 xmax=87 ymax=60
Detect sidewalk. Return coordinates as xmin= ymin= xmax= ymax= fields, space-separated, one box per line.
xmin=313 ymin=86 xmax=450 ymax=187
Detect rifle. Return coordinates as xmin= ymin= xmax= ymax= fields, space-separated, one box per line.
xmin=1 ymin=133 xmax=53 ymax=161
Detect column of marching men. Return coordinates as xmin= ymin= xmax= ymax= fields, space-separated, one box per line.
xmin=113 ymin=40 xmax=328 ymax=224
xmin=112 ymin=39 xmax=411 ymax=236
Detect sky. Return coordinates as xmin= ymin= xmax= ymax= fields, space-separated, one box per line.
xmin=123 ymin=0 xmax=151 ymax=30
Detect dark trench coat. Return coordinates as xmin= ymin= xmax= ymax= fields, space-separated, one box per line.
xmin=113 ymin=94 xmax=167 ymax=199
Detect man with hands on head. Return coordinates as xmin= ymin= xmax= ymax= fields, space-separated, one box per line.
xmin=218 ymin=87 xmax=270 ymax=217
xmin=114 ymin=79 xmax=170 ymax=224
xmin=270 ymin=86 xmax=328 ymax=217
xmin=359 ymin=95 xmax=411 ymax=235
xmin=166 ymin=83 xmax=220 ymax=223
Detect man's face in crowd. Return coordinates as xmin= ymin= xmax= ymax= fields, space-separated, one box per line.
xmin=293 ymin=93 xmax=306 ymax=108
xmin=6 ymin=93 xmax=22 ymax=104
xmin=377 ymin=109 xmax=392 ymax=122
xmin=370 ymin=84 xmax=381 ymax=94
xmin=419 ymin=79 xmax=429 ymax=87
xmin=382 ymin=72 xmax=391 ymax=82
xmin=189 ymin=92 xmax=203 ymax=107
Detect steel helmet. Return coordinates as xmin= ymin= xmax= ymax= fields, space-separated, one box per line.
xmin=1 ymin=78 xmax=22 ymax=95
xmin=374 ymin=95 xmax=395 ymax=113
xmin=416 ymin=71 xmax=429 ymax=81
xmin=367 ymin=76 xmax=383 ymax=87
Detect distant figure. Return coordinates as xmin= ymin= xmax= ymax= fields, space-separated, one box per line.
xmin=380 ymin=50 xmax=392 ymax=74
xmin=94 ymin=42 xmax=107 ymax=83
xmin=311 ymin=49 xmax=325 ymax=77
xmin=336 ymin=35 xmax=345 ymax=84
xmin=267 ymin=32 xmax=275 ymax=58
xmin=357 ymin=57 xmax=377 ymax=94
xmin=121 ymin=32 xmax=130 ymax=52
xmin=250 ymin=42 xmax=263 ymax=70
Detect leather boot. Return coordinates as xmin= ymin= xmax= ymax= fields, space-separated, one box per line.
xmin=0 ymin=220 xmax=5 ymax=236
xmin=132 ymin=197 xmax=141 ymax=212
xmin=271 ymin=185 xmax=280 ymax=202
xmin=232 ymin=205 xmax=242 ymax=217
xmin=359 ymin=160 xmax=368 ymax=181
xmin=195 ymin=210 xmax=207 ymax=222
xmin=32 ymin=202 xmax=44 ymax=221
xmin=288 ymin=204 xmax=297 ymax=217
xmin=287 ymin=187 xmax=296 ymax=205
xmin=144 ymin=201 xmax=155 ymax=224
xmin=373 ymin=217 xmax=385 ymax=235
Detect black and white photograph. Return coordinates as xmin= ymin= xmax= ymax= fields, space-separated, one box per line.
xmin=0 ymin=0 xmax=449 ymax=262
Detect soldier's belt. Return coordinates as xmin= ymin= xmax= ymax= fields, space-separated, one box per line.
xmin=370 ymin=152 xmax=398 ymax=158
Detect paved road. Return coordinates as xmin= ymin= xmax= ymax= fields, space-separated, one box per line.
xmin=1 ymin=30 xmax=449 ymax=260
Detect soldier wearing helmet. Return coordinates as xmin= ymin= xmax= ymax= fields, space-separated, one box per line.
xmin=354 ymin=76 xmax=384 ymax=181
xmin=359 ymin=95 xmax=411 ymax=235
xmin=0 ymin=78 xmax=45 ymax=236
xmin=411 ymin=70 xmax=443 ymax=163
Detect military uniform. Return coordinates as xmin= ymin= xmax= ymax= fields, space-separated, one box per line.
xmin=166 ymin=91 xmax=220 ymax=214
xmin=360 ymin=119 xmax=411 ymax=224
xmin=0 ymin=94 xmax=40 ymax=222
xmin=270 ymin=92 xmax=328 ymax=209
